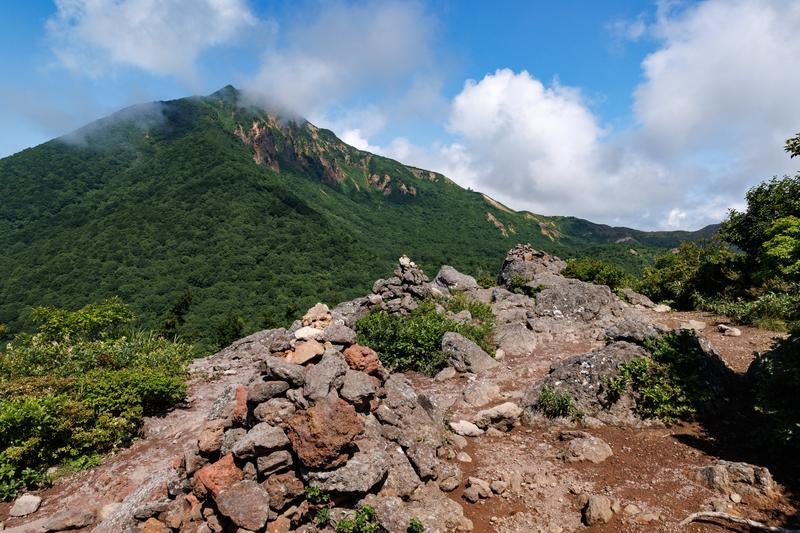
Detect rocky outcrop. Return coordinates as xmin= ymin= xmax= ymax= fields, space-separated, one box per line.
xmin=497 ymin=243 xmax=566 ymax=285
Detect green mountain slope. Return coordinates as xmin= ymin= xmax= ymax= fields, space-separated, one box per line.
xmin=0 ymin=86 xmax=714 ymax=343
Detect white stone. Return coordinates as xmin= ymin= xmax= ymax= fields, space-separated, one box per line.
xmin=294 ymin=326 xmax=324 ymax=341
xmin=10 ymin=494 xmax=42 ymax=517
xmin=449 ymin=420 xmax=484 ymax=437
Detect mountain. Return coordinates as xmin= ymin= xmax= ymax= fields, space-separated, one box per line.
xmin=0 ymin=86 xmax=714 ymax=343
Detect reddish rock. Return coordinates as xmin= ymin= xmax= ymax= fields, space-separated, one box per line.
xmin=195 ymin=454 xmax=243 ymax=497
xmin=263 ymin=471 xmax=304 ymax=511
xmin=286 ymin=339 xmax=324 ymax=365
xmin=268 ymin=516 xmax=291 ymax=533
xmin=141 ymin=517 xmax=169 ymax=533
xmin=343 ymin=344 xmax=384 ymax=376
xmin=198 ymin=419 xmax=227 ymax=454
xmin=231 ymin=385 xmax=248 ymax=424
xmin=215 ymin=480 xmax=270 ymax=531
xmin=285 ymin=395 xmax=364 ymax=469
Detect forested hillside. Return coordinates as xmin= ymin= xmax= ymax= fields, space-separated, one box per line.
xmin=0 ymin=86 xmax=713 ymax=346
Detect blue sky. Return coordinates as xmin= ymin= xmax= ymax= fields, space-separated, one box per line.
xmin=2 ymin=1 xmax=799 ymax=230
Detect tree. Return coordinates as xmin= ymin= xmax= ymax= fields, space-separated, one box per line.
xmin=161 ymin=288 xmax=193 ymax=339
xmin=786 ymin=132 xmax=800 ymax=158
xmin=762 ymin=216 xmax=800 ymax=281
xmin=213 ymin=313 xmax=244 ymax=349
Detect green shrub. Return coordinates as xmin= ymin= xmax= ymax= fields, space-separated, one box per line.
xmin=303 ymin=485 xmax=330 ymax=504
xmin=316 ymin=507 xmax=332 ymax=527
xmin=535 ymin=387 xmax=581 ymax=420
xmin=608 ymin=332 xmax=714 ymax=423
xmin=695 ymin=292 xmax=799 ymax=331
xmin=356 ymin=299 xmax=494 ymax=375
xmin=563 ymin=258 xmax=634 ymax=291
xmin=407 ymin=518 xmax=425 ymax=533
xmin=506 ymin=275 xmax=543 ymax=297
xmin=475 ymin=269 xmax=496 ymax=289
xmin=335 ymin=506 xmax=381 ymax=533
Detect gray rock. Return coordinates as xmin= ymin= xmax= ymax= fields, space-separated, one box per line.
xmin=620 ymin=288 xmax=656 ymax=309
xmin=406 ymin=442 xmax=439 ymax=480
xmin=583 ymin=494 xmax=613 ymax=525
xmin=467 ymin=477 xmax=491 ymax=498
xmin=247 ymin=380 xmax=289 ymax=403
xmin=323 ymin=323 xmax=358 ymax=345
xmin=362 ymin=484 xmax=472 ymax=533
xmin=463 ymin=486 xmax=482 ymax=503
xmin=340 ymin=370 xmax=375 ymax=405
xmin=374 ymin=374 xmax=442 ymax=448
xmin=696 ymin=461 xmax=776 ymax=497
xmin=304 ymin=350 xmax=348 ymax=401
xmin=303 ymin=449 xmax=388 ymax=494
xmin=331 ymin=297 xmax=372 ymax=328
xmin=472 ymin=402 xmax=522 ymax=431
xmin=253 ymin=397 xmax=296 ymax=425
xmin=449 ymin=420 xmax=483 ymax=437
xmin=441 ymin=332 xmax=499 ymax=374
xmin=433 ymin=265 xmax=479 ymax=292
xmin=604 ymin=318 xmax=666 ymax=343
xmin=463 ymin=380 xmax=500 ymax=407
xmin=214 ymin=480 xmax=270 ymax=531
xmin=9 ymin=493 xmax=41 ymax=517
xmin=436 ymin=461 xmax=462 ymax=493
xmin=434 ymin=367 xmax=457 ymax=382
xmin=262 ymin=356 xmax=306 ymax=386
xmin=256 ymin=450 xmax=293 ymax=476
xmin=379 ymin=447 xmax=423 ymax=498
xmin=42 ymin=509 xmax=95 ymax=531
xmin=494 ymin=323 xmax=537 ymax=357
xmin=219 ymin=427 xmax=246 ymax=455
xmin=559 ymin=431 xmax=613 ymax=463
xmin=681 ymin=319 xmax=707 ymax=331
xmin=498 ymin=244 xmax=566 ymax=285
xmin=133 ymin=500 xmax=170 ymax=520
xmin=232 ymin=423 xmax=290 ymax=459
xmin=719 ymin=324 xmax=742 ymax=337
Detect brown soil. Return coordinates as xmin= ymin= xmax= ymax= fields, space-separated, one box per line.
xmin=1 ymin=309 xmax=795 ymax=532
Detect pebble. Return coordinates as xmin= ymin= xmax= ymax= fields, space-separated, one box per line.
xmin=730 ymin=492 xmax=742 ymax=503
xmin=456 ymin=451 xmax=473 ymax=463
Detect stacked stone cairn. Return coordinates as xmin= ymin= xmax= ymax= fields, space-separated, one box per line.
xmin=133 ymin=262 xmax=472 ymax=533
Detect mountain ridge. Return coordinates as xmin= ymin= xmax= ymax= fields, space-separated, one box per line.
xmin=0 ymin=85 xmax=715 ymax=343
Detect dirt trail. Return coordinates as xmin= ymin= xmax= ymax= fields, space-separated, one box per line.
xmin=0 ymin=311 xmax=795 ymax=532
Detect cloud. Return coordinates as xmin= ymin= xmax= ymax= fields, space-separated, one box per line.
xmin=245 ymin=1 xmax=437 ymax=119
xmin=47 ymin=0 xmax=258 ymax=84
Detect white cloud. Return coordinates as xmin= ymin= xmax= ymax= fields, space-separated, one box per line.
xmin=47 ymin=0 xmax=258 ymax=84
xmin=245 ymin=1 xmax=437 ymax=119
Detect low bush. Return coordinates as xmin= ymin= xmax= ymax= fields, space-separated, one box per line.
xmin=535 ymin=387 xmax=581 ymax=420
xmin=694 ymin=291 xmax=800 ymax=331
xmin=335 ymin=505 xmax=381 ymax=533
xmin=506 ymin=275 xmax=544 ymax=297
xmin=606 ymin=331 xmax=713 ymax=423
xmin=562 ymin=258 xmax=634 ymax=291
xmin=356 ymin=298 xmax=495 ymax=375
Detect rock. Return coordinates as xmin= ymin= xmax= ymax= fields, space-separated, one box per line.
xmin=198 ymin=419 xmax=227 ymax=454
xmin=285 ymin=395 xmax=364 ymax=469
xmin=498 ymin=244 xmax=566 ymax=285
xmin=653 ymin=304 xmax=671 ymax=313
xmin=373 ymin=374 xmax=442 ymax=448
xmin=406 ymin=442 xmax=439 ymax=480
xmin=215 ymin=480 xmax=270 ymax=531
xmin=441 ymin=332 xmax=499 ymax=374
xmin=583 ymin=494 xmax=613 ymax=525
xmin=195 ymin=454 xmax=244 ymax=496
xmin=269 ymin=331 xmax=293 ymax=353
xmin=604 ymin=318 xmax=666 ymax=343
xmin=304 ymin=449 xmax=388 ymax=494
xmin=456 ymin=452 xmax=472 ymax=463
xmin=434 ymin=367 xmax=457 ymax=382
xmin=696 ymin=461 xmax=776 ymax=497
xmin=286 ymin=339 xmax=325 ymax=365
xmin=263 ymin=471 xmax=304 ymax=511
xmin=464 ymin=477 xmax=491 ymax=501
xmin=185 ymin=441 xmax=209 ymax=474
xmin=462 ymin=380 xmax=500 ymax=407
xmin=730 ymin=492 xmax=742 ymax=503
xmin=42 ymin=509 xmax=95 ymax=531
xmin=231 ymin=384 xmax=248 ymax=424
xmin=220 ymin=428 xmax=246 ymax=455
xmin=362 ymin=484 xmax=471 ymax=533
xmin=623 ymin=503 xmax=641 ymax=516
xmin=494 ymin=323 xmax=537 ymax=357
xmin=133 ymin=500 xmax=171 ymax=520
xmin=380 ymin=447 xmax=423 ymax=498
xmin=490 ymin=480 xmax=507 ymax=494
xmin=342 ymin=344 xmax=385 ymax=377
xmin=472 ymin=402 xmax=522 ymax=431
xmin=267 ymin=516 xmax=291 ymax=533
xmin=256 ymin=450 xmax=293 ymax=476
xmin=294 ymin=326 xmax=324 ymax=341
xmin=462 ymin=486 xmax=482 ymax=503
xmin=248 ymin=380 xmax=290 ymax=404
xmin=340 ymin=370 xmax=375 ymax=405
xmin=302 ymin=303 xmax=331 ymax=326
xmin=449 ymin=420 xmax=484 ymax=437
xmin=262 ymin=356 xmax=306 ymax=386
xmin=637 ymin=512 xmax=660 ymax=524
xmin=719 ymin=324 xmax=742 ymax=337
xmin=436 ymin=461 xmax=462 ymax=493
xmin=620 ymin=288 xmax=656 ymax=308
xmin=559 ymin=431 xmax=613 ymax=463
xmin=140 ymin=518 xmax=169 ymax=533
xmin=9 ymin=493 xmax=42 ymax=517
xmin=304 ymin=350 xmax=348 ymax=400
xmin=232 ymin=423 xmax=290 ymax=459
xmin=322 ymin=323 xmax=357 ymax=345
xmin=680 ymin=319 xmax=707 ymax=331
xmin=433 ymin=265 xmax=479 ymax=292
xmin=253 ymin=397 xmax=296 ymax=425
xmin=449 ymin=433 xmax=468 ymax=449
xmin=98 ymin=503 xmax=121 ymax=521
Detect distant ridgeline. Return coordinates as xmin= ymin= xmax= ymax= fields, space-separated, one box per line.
xmin=0 ymin=86 xmax=714 ymax=345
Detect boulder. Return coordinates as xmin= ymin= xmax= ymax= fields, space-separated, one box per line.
xmin=449 ymin=420 xmax=483 ymax=437
xmin=215 ymin=480 xmax=270 ymax=531
xmin=195 ymin=454 xmax=243 ymax=497
xmin=220 ymin=428 xmax=246 ymax=455
xmin=247 ymin=380 xmax=290 ymax=404
xmin=434 ymin=367 xmax=457 ymax=382
xmin=696 ymin=461 xmax=776 ymax=498
xmin=380 ymin=447 xmax=423 ymax=498
xmin=494 ymin=323 xmax=537 ymax=357
xmin=285 ymin=395 xmax=364 ymax=469
xmin=342 ymin=344 xmax=385 ymax=378
xmin=197 ymin=419 xmax=227 ymax=454
xmin=42 ymin=509 xmax=95 ymax=531
xmin=286 ymin=339 xmax=324 ymax=365
xmin=620 ymin=288 xmax=656 ymax=309
xmin=302 ymin=303 xmax=331 ymax=327
xmin=322 ymin=323 xmax=357 ymax=345
xmin=433 ymin=265 xmax=479 ymax=292
xmin=498 ymin=244 xmax=566 ymax=285
xmin=559 ymin=431 xmax=613 ymax=463
xmin=256 ymin=450 xmax=293 ymax=476
xmin=340 ymin=370 xmax=376 ymax=405
xmin=472 ymin=402 xmax=522 ymax=431
xmin=462 ymin=380 xmax=500 ymax=407
xmin=232 ymin=423 xmax=290 ymax=459
xmin=262 ymin=356 xmax=306 ymax=386
xmin=406 ymin=442 xmax=439 ymax=481
xmin=253 ymin=397 xmax=296 ymax=425
xmin=294 ymin=326 xmax=324 ymax=341
xmin=263 ymin=471 xmax=304 ymax=511
xmin=583 ymin=494 xmax=613 ymax=525
xmin=374 ymin=374 xmax=442 ymax=448
xmin=304 ymin=350 xmax=348 ymax=401
xmin=362 ymin=484 xmax=472 ymax=533
xmin=303 ymin=449 xmax=389 ymax=494
xmin=441 ymin=332 xmax=499 ymax=374
xmin=604 ymin=318 xmax=666 ymax=343
xmin=9 ymin=493 xmax=42 ymax=517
